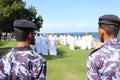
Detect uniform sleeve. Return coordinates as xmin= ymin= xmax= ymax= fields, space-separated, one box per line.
xmin=0 ymin=58 xmax=11 ymax=79
xmin=38 ymin=60 xmax=46 ymax=80
xmin=86 ymin=55 xmax=101 ymax=80
xmin=0 ymin=59 xmax=5 ymax=79
xmin=30 ymin=58 xmax=46 ymax=80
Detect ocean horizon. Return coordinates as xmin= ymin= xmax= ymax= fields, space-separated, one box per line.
xmin=54 ymin=32 xmax=120 ymax=40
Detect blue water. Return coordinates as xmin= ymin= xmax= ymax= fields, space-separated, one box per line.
xmin=55 ymin=32 xmax=120 ymax=40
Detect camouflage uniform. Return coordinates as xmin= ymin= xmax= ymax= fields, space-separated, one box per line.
xmin=87 ymin=39 xmax=120 ymax=80
xmin=0 ymin=46 xmax=46 ymax=80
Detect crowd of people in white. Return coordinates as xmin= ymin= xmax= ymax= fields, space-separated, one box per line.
xmin=0 ymin=31 xmax=95 ymax=55
xmin=0 ymin=32 xmax=13 ymax=41
xmin=59 ymin=33 xmax=95 ymax=50
xmin=30 ymin=32 xmax=57 ymax=56
xmin=30 ymin=32 xmax=95 ymax=56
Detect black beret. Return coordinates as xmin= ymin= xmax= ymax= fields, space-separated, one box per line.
xmin=13 ymin=19 xmax=36 ymax=29
xmin=98 ymin=14 xmax=120 ymax=26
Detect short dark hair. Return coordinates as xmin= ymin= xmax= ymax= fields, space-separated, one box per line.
xmin=99 ymin=23 xmax=119 ymax=37
xmin=14 ymin=28 xmax=34 ymax=42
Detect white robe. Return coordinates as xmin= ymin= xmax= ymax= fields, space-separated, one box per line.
xmin=35 ymin=36 xmax=42 ymax=54
xmin=67 ymin=35 xmax=71 ymax=46
xmin=63 ymin=35 xmax=67 ymax=46
xmin=77 ymin=36 xmax=81 ymax=47
xmin=41 ymin=36 xmax=48 ymax=55
xmin=69 ymin=36 xmax=75 ymax=50
xmin=49 ymin=36 xmax=57 ymax=55
xmin=60 ymin=35 xmax=64 ymax=45
xmin=81 ymin=36 xmax=87 ymax=50
xmin=86 ymin=35 xmax=94 ymax=49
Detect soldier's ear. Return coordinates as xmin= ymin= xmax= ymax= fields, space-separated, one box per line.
xmin=28 ymin=32 xmax=33 ymax=39
xmin=99 ymin=27 xmax=105 ymax=35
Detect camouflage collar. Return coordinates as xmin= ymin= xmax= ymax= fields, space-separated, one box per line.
xmin=103 ymin=39 xmax=120 ymax=45
xmin=12 ymin=46 xmax=32 ymax=51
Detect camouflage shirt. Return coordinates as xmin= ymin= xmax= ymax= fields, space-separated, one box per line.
xmin=87 ymin=39 xmax=120 ymax=80
xmin=0 ymin=46 xmax=46 ymax=80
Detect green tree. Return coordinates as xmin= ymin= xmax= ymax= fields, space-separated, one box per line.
xmin=0 ymin=0 xmax=43 ymax=32
xmin=0 ymin=0 xmax=25 ymax=32
xmin=33 ymin=15 xmax=43 ymax=31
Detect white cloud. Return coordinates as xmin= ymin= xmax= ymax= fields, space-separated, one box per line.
xmin=40 ymin=23 xmax=97 ymax=33
xmin=43 ymin=23 xmax=87 ymax=28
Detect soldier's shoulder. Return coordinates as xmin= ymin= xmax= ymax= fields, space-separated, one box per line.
xmin=0 ymin=49 xmax=12 ymax=58
xmin=89 ymin=46 xmax=104 ymax=56
xmin=32 ymin=51 xmax=46 ymax=61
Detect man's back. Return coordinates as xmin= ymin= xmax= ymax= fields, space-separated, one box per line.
xmin=87 ymin=39 xmax=120 ymax=80
xmin=0 ymin=46 xmax=46 ymax=80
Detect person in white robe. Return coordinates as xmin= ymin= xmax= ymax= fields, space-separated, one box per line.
xmin=60 ymin=35 xmax=64 ymax=45
xmin=74 ymin=35 xmax=78 ymax=47
xmin=7 ymin=32 xmax=11 ymax=41
xmin=77 ymin=35 xmax=81 ymax=47
xmin=67 ymin=34 xmax=71 ymax=46
xmin=63 ymin=34 xmax=67 ymax=46
xmin=69 ymin=35 xmax=75 ymax=50
xmin=86 ymin=33 xmax=94 ymax=49
xmin=35 ymin=33 xmax=42 ymax=54
xmin=49 ymin=33 xmax=57 ymax=56
xmin=80 ymin=34 xmax=87 ymax=50
xmin=41 ymin=34 xmax=48 ymax=55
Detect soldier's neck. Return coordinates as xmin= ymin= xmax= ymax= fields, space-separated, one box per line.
xmin=16 ymin=41 xmax=30 ymax=47
xmin=104 ymin=35 xmax=117 ymax=41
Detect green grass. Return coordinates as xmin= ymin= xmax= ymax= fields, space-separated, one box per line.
xmin=0 ymin=40 xmax=93 ymax=80
xmin=0 ymin=39 xmax=16 ymax=56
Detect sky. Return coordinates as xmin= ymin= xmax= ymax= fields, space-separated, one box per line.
xmin=23 ymin=0 xmax=120 ymax=33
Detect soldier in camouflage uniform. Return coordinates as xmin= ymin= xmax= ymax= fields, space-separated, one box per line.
xmin=0 ymin=20 xmax=46 ymax=80
xmin=87 ymin=14 xmax=120 ymax=80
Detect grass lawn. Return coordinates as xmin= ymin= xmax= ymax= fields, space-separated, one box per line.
xmin=0 ymin=40 xmax=93 ymax=80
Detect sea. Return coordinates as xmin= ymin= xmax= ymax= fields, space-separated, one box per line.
xmin=54 ymin=32 xmax=120 ymax=40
